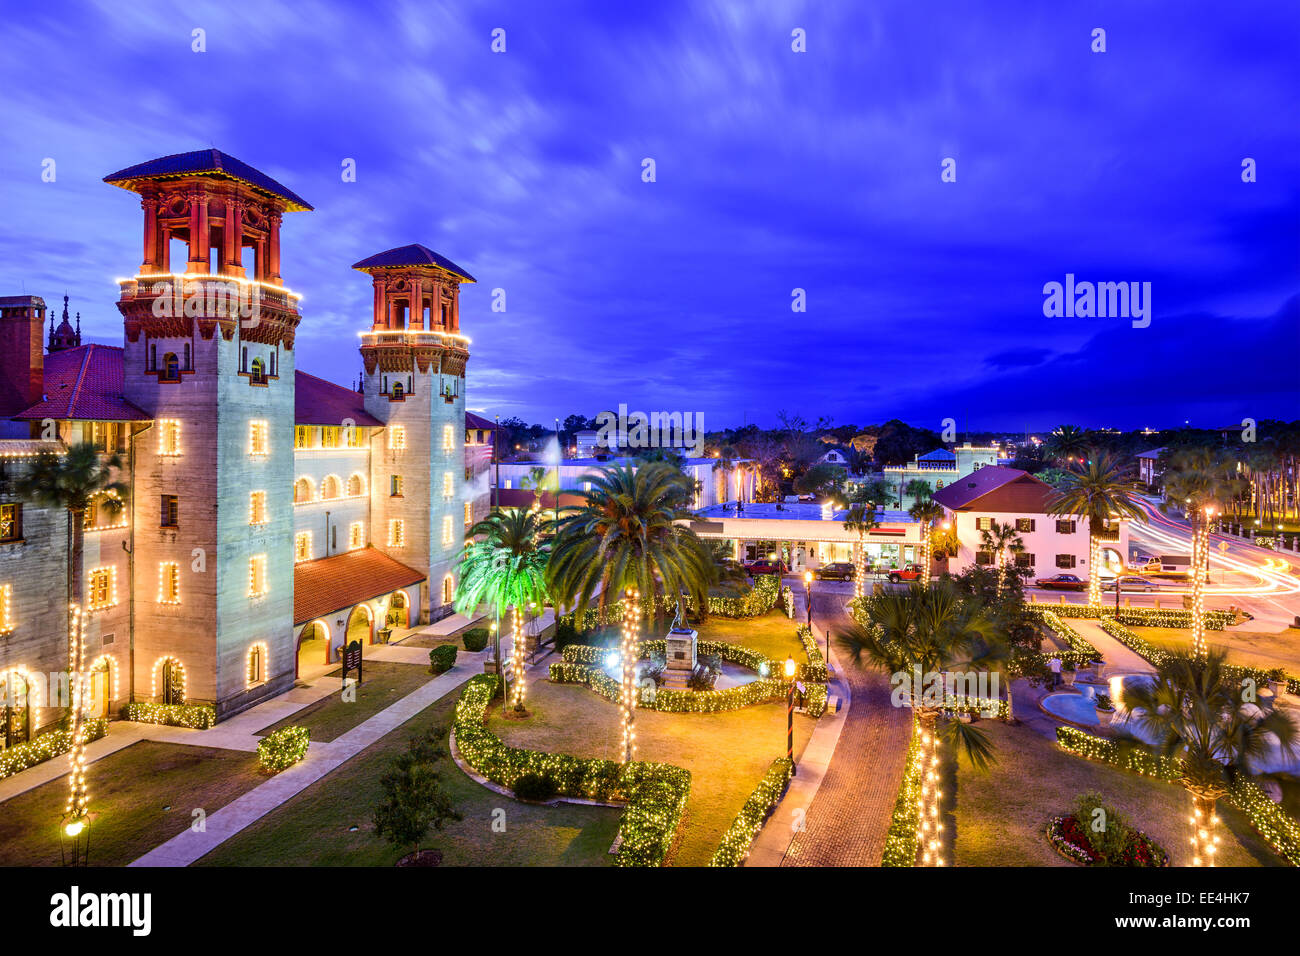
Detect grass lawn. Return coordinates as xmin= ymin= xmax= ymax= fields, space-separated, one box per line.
xmin=579 ymin=610 xmax=805 ymax=666
xmin=1131 ymin=626 xmax=1300 ymax=675
xmin=199 ymin=688 xmax=622 ymax=866
xmin=488 ymin=677 xmax=814 ymax=866
xmin=257 ymin=660 xmax=435 ymax=742
xmin=951 ymin=721 xmax=1283 ymax=867
xmin=0 ymin=741 xmax=262 ymax=867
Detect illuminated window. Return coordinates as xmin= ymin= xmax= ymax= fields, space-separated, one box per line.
xmin=390 ymin=475 xmax=403 ymax=497
xmin=442 ymin=424 xmax=454 ymax=451
xmin=0 ymin=584 xmax=12 ymax=633
xmin=248 ymin=419 xmax=269 ymax=456
xmin=442 ymin=574 xmax=453 ymax=605
xmin=247 ymin=643 xmax=266 ymax=685
xmin=158 ymin=562 xmax=180 ymax=604
xmin=441 ymin=515 xmax=453 ymax=547
xmin=389 ymin=425 xmax=406 ymax=451
xmin=442 ymin=471 xmax=454 ymax=501
xmin=347 ymin=473 xmax=365 ymax=497
xmin=0 ymin=504 xmax=21 ymax=543
xmin=158 ymin=419 xmax=181 ymax=456
xmin=294 ymin=477 xmax=314 ymax=503
xmin=160 ymin=494 xmax=179 ymax=528
xmin=321 ymin=426 xmax=341 ymax=449
xmin=464 ymin=502 xmax=472 ymax=527
xmin=88 ymin=566 xmax=117 ymax=610
xmin=249 ymin=554 xmax=267 ymax=597
xmin=389 ymin=519 xmax=405 ymax=547
xmin=321 ymin=475 xmax=341 ymax=500
xmin=295 ymin=532 xmax=312 ymax=563
xmin=249 ymin=491 xmax=267 ymax=525
xmin=295 ymin=425 xmax=315 ymax=449
xmin=349 ymin=521 xmax=364 ymax=550
xmin=346 ymin=425 xmax=366 ymax=448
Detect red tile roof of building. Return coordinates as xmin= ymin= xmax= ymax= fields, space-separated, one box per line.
xmin=104 ymin=149 xmax=313 ymax=211
xmin=14 ymin=344 xmax=149 ymax=421
xmin=293 ymin=547 xmax=425 ymax=625
xmin=352 ymin=243 xmax=475 ymax=281
xmin=931 ymin=466 xmax=1057 ymax=512
xmin=295 ymin=371 xmax=382 ymax=427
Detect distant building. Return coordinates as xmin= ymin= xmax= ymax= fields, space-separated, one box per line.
xmin=573 ymin=429 xmax=601 ymax=458
xmin=816 ymin=448 xmax=850 ymax=467
xmin=492 ymin=456 xmax=755 ymax=511
xmin=1135 ymin=447 xmax=1166 ymax=488
xmin=883 ymin=442 xmax=1002 ymax=508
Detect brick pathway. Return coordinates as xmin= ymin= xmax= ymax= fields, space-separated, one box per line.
xmin=781 ymin=590 xmax=913 ymax=867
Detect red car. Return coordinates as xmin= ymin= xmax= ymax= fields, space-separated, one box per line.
xmin=887 ymin=564 xmax=926 ymax=583
xmin=745 ymin=559 xmax=789 ymax=576
xmin=1035 ymin=573 xmax=1087 ymax=591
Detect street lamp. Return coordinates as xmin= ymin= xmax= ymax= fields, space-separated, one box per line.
xmin=784 ymin=655 xmax=797 ymax=774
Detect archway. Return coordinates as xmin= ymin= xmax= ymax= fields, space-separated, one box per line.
xmin=153 ymin=657 xmax=186 ymax=705
xmin=441 ymin=574 xmax=454 ymax=606
xmin=387 ymin=590 xmax=410 ymax=629
xmin=1098 ymin=546 xmax=1124 ymax=579
xmin=88 ymin=656 xmax=115 ymax=719
xmin=296 ymin=620 xmax=330 ymax=678
xmin=1 ymin=670 xmax=32 ymax=749
xmin=346 ymin=604 xmax=373 ymax=648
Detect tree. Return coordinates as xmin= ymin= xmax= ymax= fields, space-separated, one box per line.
xmin=372 ymin=727 xmax=461 ymax=863
xmin=1046 ymin=424 xmax=1093 ymax=466
xmin=1118 ymin=648 xmax=1298 ymax=865
xmin=454 ymin=509 xmax=550 ymax=713
xmin=843 ymin=502 xmax=879 ymax=600
xmin=1048 ymin=453 xmax=1147 ymax=607
xmin=793 ymin=463 xmax=847 ymax=500
xmin=903 ymin=478 xmax=933 ymax=508
xmin=872 ymin=419 xmax=944 ymax=467
xmin=547 ymin=462 xmax=710 ymax=762
xmin=908 ymin=499 xmax=946 ymax=586
xmin=977 ymin=520 xmax=1024 ymax=597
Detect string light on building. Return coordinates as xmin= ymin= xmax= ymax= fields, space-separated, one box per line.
xmin=620 ymin=588 xmax=640 ymax=763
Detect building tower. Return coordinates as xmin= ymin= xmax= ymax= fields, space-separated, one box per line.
xmin=48 ymin=294 xmax=81 ymax=352
xmin=353 ymin=244 xmax=474 ymax=621
xmin=0 ymin=295 xmax=47 ymax=426
xmin=105 ymin=149 xmax=312 ymax=717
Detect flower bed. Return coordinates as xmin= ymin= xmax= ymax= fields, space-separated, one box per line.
xmin=257 ymin=725 xmax=310 ymax=773
xmin=453 ymin=675 xmax=690 ymax=867
xmin=123 ymin=702 xmax=217 ymax=729
xmin=1046 ymin=813 xmax=1168 ymax=866
xmin=709 ymin=757 xmax=794 ymax=866
xmin=0 ymin=719 xmax=108 ymax=782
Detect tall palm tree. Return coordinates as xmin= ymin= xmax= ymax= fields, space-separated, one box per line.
xmin=1119 ymin=647 xmax=1299 ymax=866
xmin=454 ymin=508 xmax=550 ymax=713
xmin=1048 ymin=453 xmax=1147 ymax=607
xmin=977 ymin=520 xmax=1024 ymax=597
xmin=1046 ymin=424 xmax=1092 ymax=467
xmin=839 ymin=583 xmax=1006 ymax=864
xmin=843 ymin=501 xmax=879 ymax=600
xmin=1161 ymin=446 xmax=1239 ymax=657
xmin=907 ymin=499 xmax=945 ymax=587
xmin=547 ymin=462 xmax=710 ymax=762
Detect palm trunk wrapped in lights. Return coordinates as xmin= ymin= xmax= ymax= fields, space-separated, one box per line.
xmin=619 ymin=589 xmax=641 ymax=763
xmin=915 ymin=711 xmax=944 ymax=866
xmin=1190 ymin=513 xmax=1208 ymax=658
xmin=1189 ymin=792 xmax=1222 ymax=866
xmin=1086 ymin=532 xmax=1101 ymax=607
xmin=65 ymin=604 xmax=89 ymax=830
xmin=853 ymin=539 xmax=865 ymax=600
xmin=509 ymin=605 xmax=527 ymax=713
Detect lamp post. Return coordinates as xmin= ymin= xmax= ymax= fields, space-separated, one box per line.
xmin=785 ymin=655 xmax=797 ymax=774
xmin=803 ymin=570 xmax=813 ymax=631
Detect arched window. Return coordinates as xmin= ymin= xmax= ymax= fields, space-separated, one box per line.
xmin=320 ymin=475 xmax=341 ymax=500
xmin=161 ymin=352 xmax=180 ymax=382
xmin=247 ymin=643 xmax=267 ymax=685
xmin=347 ymin=473 xmax=365 ymax=497
xmin=294 ymin=477 xmax=315 ymax=503
xmin=391 ymin=381 xmax=404 ymax=399
xmin=1 ymin=670 xmax=32 ymax=747
xmin=250 ymin=357 xmax=266 ymax=384
xmin=155 ymin=657 xmax=186 ymax=705
xmin=441 ymin=574 xmax=454 ymax=605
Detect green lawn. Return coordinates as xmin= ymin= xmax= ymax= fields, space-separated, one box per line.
xmin=951 ymin=721 xmax=1282 ymax=866
xmin=580 ymin=610 xmax=806 ymax=666
xmin=0 ymin=741 xmax=262 ymax=867
xmin=1132 ymin=626 xmax=1300 ymax=675
xmin=257 ymin=660 xmax=435 ymax=742
xmin=489 ymin=676 xmax=814 ymax=866
xmin=199 ymin=688 xmax=622 ymax=866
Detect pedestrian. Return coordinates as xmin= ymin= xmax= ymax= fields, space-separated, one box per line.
xmin=1049 ymin=656 xmax=1062 ymax=689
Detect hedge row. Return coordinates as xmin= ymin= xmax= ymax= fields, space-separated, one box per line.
xmin=795 ymin=625 xmax=829 ymax=682
xmin=709 ymin=757 xmax=795 ymax=866
xmin=882 ymin=717 xmax=923 ymax=867
xmin=1029 ymin=601 xmax=1235 ymax=630
xmin=564 ymin=576 xmax=783 ymax=631
xmin=123 ymin=702 xmax=217 ymax=729
xmin=257 ymin=726 xmax=310 ymax=774
xmin=453 ymin=675 xmax=690 ymax=866
xmin=0 ymin=719 xmax=108 ymax=781
xmin=1029 ymin=609 xmax=1105 ymax=668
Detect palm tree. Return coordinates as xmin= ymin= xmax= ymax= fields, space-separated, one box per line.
xmin=1160 ymin=446 xmax=1239 ymax=657
xmin=1048 ymin=453 xmax=1147 ymax=607
xmin=839 ymin=583 xmax=1006 ymax=864
xmin=453 ymin=508 xmax=550 ymax=713
xmin=977 ymin=520 xmax=1024 ymax=597
xmin=908 ymin=499 xmax=946 ymax=587
xmin=547 ymin=462 xmax=710 ymax=762
xmin=843 ymin=501 xmax=879 ymax=600
xmin=1118 ymin=647 xmax=1299 ymax=865
xmin=1046 ymin=424 xmax=1092 ymax=467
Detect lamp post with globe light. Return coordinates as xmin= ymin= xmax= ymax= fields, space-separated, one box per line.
xmin=785 ymin=656 xmax=798 ymax=774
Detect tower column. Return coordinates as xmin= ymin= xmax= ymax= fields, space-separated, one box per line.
xmin=187 ymin=192 xmax=210 ymax=273
xmin=141 ymin=196 xmax=158 ymax=273
xmin=372 ymin=277 xmax=385 ymax=328
xmin=223 ymin=198 xmax=244 ymax=276
xmin=408 ymin=273 xmax=423 ymax=329
xmin=269 ymin=213 xmax=283 ymax=283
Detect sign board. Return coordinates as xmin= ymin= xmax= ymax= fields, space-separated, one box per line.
xmin=341 ymin=639 xmax=363 ymax=687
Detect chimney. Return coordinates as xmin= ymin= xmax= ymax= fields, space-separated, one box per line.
xmin=0 ymin=295 xmax=46 ymax=417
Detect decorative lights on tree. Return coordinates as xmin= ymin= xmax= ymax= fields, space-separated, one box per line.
xmin=64 ymin=604 xmax=90 ymax=837
xmin=509 ymin=604 xmax=527 ymax=713
xmin=619 ymin=588 xmax=640 ymax=763
xmin=1189 ymin=794 xmax=1221 ymax=866
xmin=915 ymin=723 xmax=944 ymax=865
xmin=1190 ymin=507 xmax=1213 ymax=659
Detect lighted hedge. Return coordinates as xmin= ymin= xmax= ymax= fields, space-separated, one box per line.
xmin=709 ymin=757 xmax=794 ymax=866
xmin=1096 ymin=617 xmax=1294 ymax=692
xmin=795 ymin=625 xmax=829 ymax=682
xmin=453 ymin=675 xmax=690 ymax=867
xmin=881 ymin=717 xmax=923 ymax=867
xmin=123 ymin=702 xmax=217 ymax=729
xmin=1029 ymin=601 xmax=1234 ymax=630
xmin=257 ymin=725 xmax=310 ymax=773
xmin=0 ymin=719 xmax=108 ymax=781
xmin=563 ymin=575 xmax=782 ymax=631
xmin=1029 ymin=609 xmax=1104 ymax=668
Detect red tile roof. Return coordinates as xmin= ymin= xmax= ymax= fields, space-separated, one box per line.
xmin=295 ymin=371 xmax=382 ymax=427
xmin=932 ymin=466 xmax=1057 ymax=513
xmin=104 ymin=149 xmax=313 ymax=211
xmin=293 ymin=547 xmax=425 ymax=625
xmin=15 ymin=344 xmax=149 ymax=421
xmin=352 ymin=244 xmax=475 ymax=281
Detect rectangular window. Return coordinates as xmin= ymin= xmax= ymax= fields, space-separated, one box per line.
xmin=464 ymin=502 xmax=472 ymax=527
xmin=1015 ymin=518 xmax=1035 ymax=533
xmin=1055 ymin=519 xmax=1077 ymax=534
xmin=88 ymin=566 xmax=117 ymax=610
xmin=390 ymin=475 xmax=403 ymax=497
xmin=158 ymin=562 xmax=180 ymax=603
xmin=975 ymin=516 xmax=992 ymax=531
xmin=464 ymin=466 xmax=472 ymax=482
xmin=295 ymin=532 xmax=312 ymax=563
xmin=346 ymin=425 xmax=366 ymax=448
xmin=1014 ymin=552 xmax=1035 ymax=568
xmin=974 ymin=550 xmax=994 ymax=567
xmin=442 ymin=515 xmax=453 ymax=547
xmin=249 ymin=491 xmax=267 ymax=526
xmin=295 ymin=425 xmax=314 ymax=449
xmin=389 ymin=425 xmax=406 ymax=451
xmin=1056 ymin=554 xmax=1077 ymax=569
xmin=389 ymin=519 xmax=405 ymax=547
xmin=0 ymin=583 xmax=11 ymax=632
xmin=442 ymin=471 xmax=454 ymax=501
xmin=249 ymin=554 xmax=268 ymax=596
xmin=1 ymin=503 xmax=23 ymax=543
xmin=442 ymin=424 xmax=454 ymax=452
xmin=248 ymin=419 xmax=269 ymax=456
xmin=349 ymin=521 xmax=364 ymax=550
xmin=161 ymin=494 xmax=179 ymax=528
xmin=158 ymin=419 xmax=181 ymax=456
xmin=320 ymin=426 xmax=341 ymax=449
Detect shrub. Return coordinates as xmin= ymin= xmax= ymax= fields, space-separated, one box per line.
xmin=512 ymin=772 xmax=559 ymax=802
xmin=123 ymin=702 xmax=216 ymax=729
xmin=462 ymin=628 xmax=490 ymax=652
xmin=429 ymin=644 xmax=458 ymax=674
xmin=709 ymin=757 xmax=794 ymax=866
xmin=257 ymin=726 xmax=310 ymax=773
xmin=0 ymin=720 xmax=108 ymax=781
xmin=373 ymin=726 xmax=460 ymax=860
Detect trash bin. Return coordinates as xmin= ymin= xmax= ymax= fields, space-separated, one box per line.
xmin=378 ymin=627 xmax=392 ymax=645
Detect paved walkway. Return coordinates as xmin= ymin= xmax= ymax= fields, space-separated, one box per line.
xmin=774 ymin=590 xmax=914 ymax=867
xmin=1070 ymin=619 xmax=1156 ymax=678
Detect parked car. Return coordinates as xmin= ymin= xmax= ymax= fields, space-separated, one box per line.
xmin=814 ymin=562 xmax=854 ymax=581
xmin=745 ymin=559 xmax=789 ymax=576
xmin=1104 ymin=575 xmax=1159 ymax=592
xmin=1034 ymin=573 xmax=1087 ymax=591
xmin=887 ymin=564 xmax=926 ymax=583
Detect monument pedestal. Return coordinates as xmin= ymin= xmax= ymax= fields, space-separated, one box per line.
xmin=662 ymin=627 xmax=698 ymax=689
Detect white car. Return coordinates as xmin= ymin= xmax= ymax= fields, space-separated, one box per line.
xmin=1104 ymin=575 xmax=1160 ymax=592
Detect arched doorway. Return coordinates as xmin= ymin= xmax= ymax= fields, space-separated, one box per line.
xmin=156 ymin=657 xmax=185 ymax=705
xmin=1 ymin=670 xmax=32 ymax=749
xmin=296 ymin=621 xmax=330 ymax=678
xmin=441 ymin=575 xmax=454 ymax=606
xmin=387 ymin=590 xmax=409 ymax=629
xmin=1098 ymin=546 xmax=1124 ymax=579
xmin=345 ymin=604 xmax=373 ymax=648
xmin=88 ymin=657 xmax=114 ymax=719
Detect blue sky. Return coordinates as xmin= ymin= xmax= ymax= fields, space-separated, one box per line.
xmin=2 ymin=0 xmax=1297 ymax=431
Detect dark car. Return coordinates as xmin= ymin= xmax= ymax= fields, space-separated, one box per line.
xmin=888 ymin=564 xmax=926 ymax=583
xmin=1035 ymin=573 xmax=1087 ymax=591
xmin=814 ymin=562 xmax=854 ymax=581
xmin=745 ymin=559 xmax=789 ymax=576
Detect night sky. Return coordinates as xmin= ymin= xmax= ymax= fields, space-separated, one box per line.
xmin=2 ymin=0 xmax=1297 ymax=432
